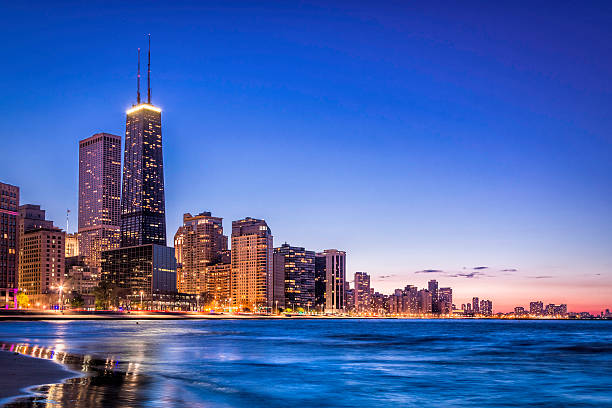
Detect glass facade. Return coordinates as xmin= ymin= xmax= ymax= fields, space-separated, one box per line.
xmin=101 ymin=244 xmax=177 ymax=295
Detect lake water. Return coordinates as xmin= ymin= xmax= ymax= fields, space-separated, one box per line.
xmin=1 ymin=319 xmax=611 ymax=407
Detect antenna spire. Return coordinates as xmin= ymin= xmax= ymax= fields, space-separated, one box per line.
xmin=137 ymin=48 xmax=141 ymax=104
xmin=147 ymin=34 xmax=151 ymax=104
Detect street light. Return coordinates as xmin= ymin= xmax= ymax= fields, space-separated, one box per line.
xmin=58 ymin=285 xmax=64 ymax=311
xmin=140 ymin=291 xmax=144 ymax=310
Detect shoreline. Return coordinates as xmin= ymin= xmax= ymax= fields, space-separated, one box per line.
xmin=0 ymin=348 xmax=81 ymax=406
xmin=0 ymin=310 xmax=608 ymax=321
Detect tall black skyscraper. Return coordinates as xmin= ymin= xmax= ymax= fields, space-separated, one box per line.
xmin=120 ymin=37 xmax=167 ymax=247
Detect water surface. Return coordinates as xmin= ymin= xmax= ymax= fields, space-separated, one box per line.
xmin=1 ymin=319 xmax=611 ymax=407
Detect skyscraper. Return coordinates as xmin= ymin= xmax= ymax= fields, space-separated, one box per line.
xmin=314 ymin=249 xmax=346 ymax=313
xmin=120 ymin=39 xmax=166 ymax=247
xmin=230 ymin=217 xmax=273 ymax=311
xmin=472 ymin=297 xmax=480 ymax=314
xmin=101 ymin=39 xmax=177 ymax=302
xmin=0 ymin=182 xmax=19 ymax=307
xmin=354 ymin=272 xmax=371 ymax=313
xmin=438 ymin=287 xmax=453 ymax=314
xmin=174 ymin=212 xmax=228 ymax=295
xmin=428 ymin=279 xmax=439 ymax=313
xmin=530 ymin=301 xmax=544 ymax=316
xmin=273 ymin=243 xmax=315 ymax=311
xmin=418 ymin=289 xmax=433 ymax=314
xmin=78 ymin=132 xmax=121 ymax=272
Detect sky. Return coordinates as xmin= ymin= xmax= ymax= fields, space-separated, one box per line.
xmin=1 ymin=1 xmax=611 ymax=313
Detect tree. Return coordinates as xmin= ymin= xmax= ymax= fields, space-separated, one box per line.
xmin=93 ymin=281 xmax=115 ymax=310
xmin=70 ymin=292 xmax=85 ymax=309
xmin=17 ymin=291 xmax=29 ymax=309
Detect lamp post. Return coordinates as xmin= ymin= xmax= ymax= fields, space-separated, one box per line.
xmin=58 ymin=285 xmax=64 ymax=311
xmin=140 ymin=291 xmax=144 ymax=310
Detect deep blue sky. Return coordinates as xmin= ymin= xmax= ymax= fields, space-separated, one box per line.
xmin=1 ymin=1 xmax=611 ymax=311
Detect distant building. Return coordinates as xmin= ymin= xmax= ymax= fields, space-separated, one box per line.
xmin=174 ymin=212 xmax=228 ymax=295
xmin=0 ymin=182 xmax=19 ymax=307
xmin=480 ymin=299 xmax=493 ymax=316
xmin=418 ymin=289 xmax=432 ymax=314
xmin=472 ymin=297 xmax=480 ymax=314
xmin=230 ymin=217 xmax=273 ymax=311
xmin=438 ymin=287 xmax=453 ymax=314
xmin=530 ymin=301 xmax=544 ymax=316
xmin=18 ymin=206 xmax=65 ymax=307
xmin=101 ymin=244 xmax=177 ymax=296
xmin=65 ymin=233 xmax=80 ymax=258
xmin=544 ymin=303 xmax=567 ymax=317
xmin=273 ymin=243 xmax=315 ymax=311
xmin=64 ymin=255 xmax=98 ymax=306
xmin=514 ymin=306 xmax=526 ymax=316
xmin=205 ymin=262 xmax=231 ymax=309
xmin=315 ymin=249 xmax=346 ymax=313
xmin=354 ymin=272 xmax=371 ymax=313
xmin=428 ymin=280 xmax=439 ymax=313
xmin=404 ymin=285 xmax=418 ymax=314
xmin=78 ymin=133 xmax=121 ymax=274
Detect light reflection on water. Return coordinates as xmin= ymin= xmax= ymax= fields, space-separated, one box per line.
xmin=1 ymin=320 xmax=611 ymax=407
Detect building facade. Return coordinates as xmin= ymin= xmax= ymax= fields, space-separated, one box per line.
xmin=78 ymin=132 xmax=122 ymax=273
xmin=101 ymin=244 xmax=177 ymax=296
xmin=230 ymin=218 xmax=273 ymax=311
xmin=173 ymin=212 xmax=228 ymax=295
xmin=0 ymin=182 xmax=19 ymax=307
xmin=19 ymin=225 xmax=66 ymax=307
xmin=273 ymin=243 xmax=315 ymax=311
xmin=65 ymin=233 xmax=80 ymax=258
xmin=314 ymin=249 xmax=346 ymax=313
xmin=354 ymin=272 xmax=371 ymax=313
xmin=120 ymin=104 xmax=166 ymax=247
xmin=438 ymin=287 xmax=453 ymax=314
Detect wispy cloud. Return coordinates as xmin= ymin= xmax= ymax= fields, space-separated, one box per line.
xmin=415 ymin=269 xmax=444 ymax=274
xmin=528 ymin=275 xmax=553 ymax=279
xmin=378 ymin=274 xmax=396 ymax=280
xmin=501 ymin=268 xmax=518 ymax=272
xmin=449 ymin=271 xmax=487 ymax=279
xmin=473 ymin=266 xmax=488 ymax=270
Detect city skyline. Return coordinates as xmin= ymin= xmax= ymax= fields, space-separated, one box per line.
xmin=1 ymin=2 xmax=611 ymax=313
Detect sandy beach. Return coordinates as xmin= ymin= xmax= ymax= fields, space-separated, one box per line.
xmin=0 ymin=350 xmax=77 ymax=403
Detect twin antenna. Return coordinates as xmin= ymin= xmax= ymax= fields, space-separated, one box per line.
xmin=136 ymin=34 xmax=152 ymax=105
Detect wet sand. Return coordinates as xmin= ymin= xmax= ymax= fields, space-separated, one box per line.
xmin=0 ymin=350 xmax=77 ymax=403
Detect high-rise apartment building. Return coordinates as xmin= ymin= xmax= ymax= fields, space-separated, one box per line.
xmin=354 ymin=272 xmax=371 ymax=313
xmin=0 ymin=182 xmax=19 ymax=307
xmin=205 ymin=262 xmax=231 ymax=308
xmin=174 ymin=212 xmax=228 ymax=295
xmin=78 ymin=132 xmax=121 ymax=273
xmin=472 ymin=297 xmax=480 ymax=314
xmin=273 ymin=243 xmax=315 ymax=311
xmin=480 ymin=299 xmax=493 ymax=316
xmin=18 ymin=206 xmax=65 ymax=307
xmin=530 ymin=301 xmax=544 ymax=316
xmin=428 ymin=279 xmax=439 ymax=313
xmin=418 ymin=289 xmax=433 ymax=314
xmin=438 ymin=287 xmax=453 ymax=314
xmin=314 ymin=249 xmax=346 ymax=313
xmin=230 ymin=217 xmax=273 ymax=311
